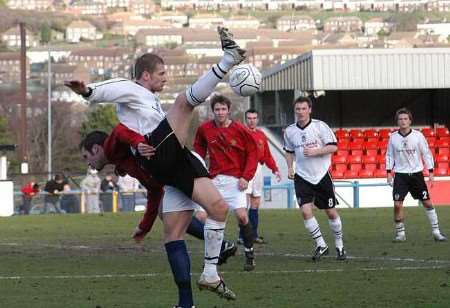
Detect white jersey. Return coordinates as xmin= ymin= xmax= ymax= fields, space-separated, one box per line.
xmin=283 ymin=119 xmax=337 ymax=185
xmin=386 ymin=129 xmax=434 ymax=174
xmin=86 ymin=78 xmax=166 ymax=135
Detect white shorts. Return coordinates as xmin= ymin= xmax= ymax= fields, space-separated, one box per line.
xmin=212 ymin=175 xmax=246 ymax=211
xmin=245 ymin=163 xmax=263 ymax=197
xmin=161 ymin=185 xmax=197 ymax=213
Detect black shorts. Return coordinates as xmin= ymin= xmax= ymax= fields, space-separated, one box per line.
xmin=393 ymin=172 xmax=430 ymax=201
xmin=294 ymin=173 xmax=337 ymax=209
xmin=138 ymin=118 xmax=209 ymax=198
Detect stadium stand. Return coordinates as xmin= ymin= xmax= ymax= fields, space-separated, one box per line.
xmin=332 ymin=127 xmax=450 ymax=179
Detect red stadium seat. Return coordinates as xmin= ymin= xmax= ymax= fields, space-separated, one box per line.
xmin=363 ymin=155 xmax=377 ymax=164
xmin=349 ymin=140 xmax=363 ymax=150
xmin=436 ymin=147 xmax=449 ymax=155
xmin=350 ymin=129 xmax=363 ymax=140
xmin=336 ymin=149 xmax=349 ymax=157
xmin=364 ymin=129 xmax=378 ymax=139
xmin=366 ymin=149 xmax=378 ymax=157
xmin=344 ymin=169 xmax=359 ymax=178
xmin=378 ymin=129 xmax=391 ymax=139
xmin=349 ymin=163 xmax=362 ymax=172
xmin=377 ymin=139 xmax=388 ymax=149
xmin=332 ymin=155 xmax=347 ymax=164
xmin=351 ymin=149 xmax=363 ymax=156
xmin=435 ymin=168 xmax=448 ymax=176
xmin=364 ymin=141 xmax=378 ymax=150
xmin=436 ymin=127 xmax=450 ymax=138
xmin=379 ymin=163 xmax=386 ymax=170
xmin=421 ymin=127 xmax=435 ymax=137
xmin=359 ymin=169 xmax=374 ymax=178
xmin=380 ymin=148 xmax=387 ymax=156
xmin=436 ymin=162 xmax=449 ymax=170
xmin=331 ymin=170 xmax=345 ymax=179
xmin=374 ymin=169 xmax=387 ymax=178
xmin=349 ymin=155 xmax=362 ymax=164
xmin=335 ymin=129 xmax=349 ymax=139
xmin=438 ymin=136 xmax=450 ymax=143
xmin=338 ymin=139 xmax=350 ymax=149
xmin=436 ymin=154 xmax=449 ymax=162
xmin=334 ymin=163 xmax=348 ymax=173
xmin=364 ymin=163 xmax=377 ymax=171
xmin=376 ymin=154 xmax=385 ymax=162
xmin=435 ymin=139 xmax=449 ymax=148
xmin=366 ymin=137 xmax=379 ymax=143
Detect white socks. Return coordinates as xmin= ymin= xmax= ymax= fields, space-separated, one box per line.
xmin=202 ymin=218 xmax=225 ymax=282
xmin=425 ymin=208 xmax=440 ymax=234
xmin=328 ymin=216 xmax=344 ymax=249
xmin=185 ymin=55 xmax=236 ymax=106
xmin=304 ymin=217 xmax=326 ymax=248
xmin=395 ymin=221 xmax=406 ymax=237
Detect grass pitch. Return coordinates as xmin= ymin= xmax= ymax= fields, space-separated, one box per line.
xmin=0 ymin=207 xmax=449 ymax=308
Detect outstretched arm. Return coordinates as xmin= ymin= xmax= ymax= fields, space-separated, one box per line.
xmin=132 ymin=188 xmax=164 ymax=243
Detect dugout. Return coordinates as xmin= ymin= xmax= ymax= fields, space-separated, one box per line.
xmin=252 ymin=48 xmax=450 ymax=135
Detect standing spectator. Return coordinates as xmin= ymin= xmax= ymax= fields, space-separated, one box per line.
xmin=60 ymin=184 xmax=80 ymax=214
xmin=43 ymin=174 xmax=66 ymax=214
xmin=117 ymin=174 xmax=139 ymax=212
xmin=20 ymin=182 xmax=40 ymax=215
xmin=80 ymin=168 xmax=101 ymax=214
xmin=100 ymin=174 xmax=119 ymax=212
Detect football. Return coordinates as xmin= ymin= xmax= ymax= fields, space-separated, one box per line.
xmin=229 ymin=64 xmax=262 ymax=97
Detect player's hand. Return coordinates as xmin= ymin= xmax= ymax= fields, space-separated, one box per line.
xmin=238 ymin=178 xmax=248 ymax=191
xmin=288 ymin=168 xmax=295 ymax=180
xmin=428 ymin=173 xmax=434 ymax=188
xmin=132 ymin=226 xmax=147 ymax=243
xmin=274 ymin=171 xmax=282 ymax=182
xmin=387 ymin=174 xmax=393 ymax=186
xmin=137 ymin=143 xmax=156 ymax=159
xmin=64 ymin=80 xmax=89 ymax=95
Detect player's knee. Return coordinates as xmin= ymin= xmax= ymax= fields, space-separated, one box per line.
xmin=208 ymin=198 xmax=228 ymax=221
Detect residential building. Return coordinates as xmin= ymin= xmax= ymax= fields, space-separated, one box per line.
xmin=38 ymin=63 xmax=90 ymax=86
xmin=223 ymin=16 xmax=260 ymax=29
xmin=1 ymin=27 xmax=39 ymax=48
xmin=67 ymin=1 xmax=106 ymax=15
xmin=153 ymin=12 xmax=189 ymax=26
xmin=130 ymin=0 xmax=156 ymax=15
xmin=189 ymin=14 xmax=224 ymax=29
xmin=66 ymin=20 xmax=99 ymax=43
xmin=111 ymin=19 xmax=173 ymax=36
xmin=7 ymin=0 xmax=53 ymax=11
xmin=0 ymin=52 xmax=30 ymax=84
xmin=417 ymin=22 xmax=450 ymax=37
xmin=365 ymin=17 xmax=395 ymax=35
xmin=324 ymin=16 xmax=363 ymax=33
xmin=276 ymin=15 xmax=316 ymax=32
xmin=135 ymin=28 xmax=183 ymax=47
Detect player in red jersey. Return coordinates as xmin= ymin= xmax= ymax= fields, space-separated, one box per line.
xmin=242 ymin=109 xmax=281 ymax=244
xmin=194 ymin=94 xmax=259 ymax=271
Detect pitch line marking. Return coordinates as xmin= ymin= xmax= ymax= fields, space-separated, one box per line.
xmin=0 ymin=265 xmax=449 ymax=281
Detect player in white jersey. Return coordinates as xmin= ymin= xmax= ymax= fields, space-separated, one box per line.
xmin=67 ymin=27 xmax=246 ymax=305
xmin=284 ymin=96 xmax=346 ymax=261
xmin=386 ymin=108 xmax=447 ymax=242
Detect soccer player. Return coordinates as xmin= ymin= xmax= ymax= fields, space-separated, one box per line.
xmin=194 ymin=94 xmax=259 ymax=271
xmin=284 ymin=96 xmax=346 ymax=261
xmin=386 ymin=108 xmax=447 ymax=242
xmin=68 ymin=27 xmax=245 ymax=305
xmin=242 ymin=108 xmax=281 ymax=244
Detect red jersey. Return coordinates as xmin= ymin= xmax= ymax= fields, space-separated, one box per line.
xmin=103 ymin=123 xmax=164 ymax=233
xmin=194 ymin=120 xmax=258 ymax=181
xmin=250 ymin=128 xmax=278 ymax=173
xmin=21 ymin=182 xmax=39 ymax=198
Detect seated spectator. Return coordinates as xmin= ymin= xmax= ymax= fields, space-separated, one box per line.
xmin=60 ymin=184 xmax=80 ymax=214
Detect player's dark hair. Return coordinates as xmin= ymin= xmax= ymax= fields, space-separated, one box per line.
xmin=395 ymin=108 xmax=413 ymax=123
xmin=245 ymin=108 xmax=258 ymax=117
xmin=293 ymin=96 xmax=312 ymax=108
xmin=32 ymin=183 xmax=39 ymax=190
xmin=210 ymin=94 xmax=232 ymax=111
xmin=80 ymin=131 xmax=109 ymax=153
xmin=134 ymin=53 xmax=164 ymax=79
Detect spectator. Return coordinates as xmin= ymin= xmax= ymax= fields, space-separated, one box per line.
xmin=20 ymin=182 xmax=40 ymax=215
xmin=117 ymin=174 xmax=139 ymax=212
xmin=80 ymin=168 xmax=101 ymax=214
xmin=60 ymin=184 xmax=80 ymax=214
xmin=43 ymin=174 xmax=66 ymax=214
xmin=100 ymin=174 xmax=119 ymax=212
